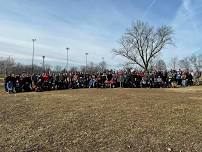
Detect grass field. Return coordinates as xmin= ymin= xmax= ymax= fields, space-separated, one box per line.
xmin=1 ymin=87 xmax=202 ymax=151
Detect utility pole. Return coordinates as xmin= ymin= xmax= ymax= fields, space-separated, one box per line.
xmin=31 ymin=39 xmax=37 ymax=73
xmin=85 ymin=52 xmax=88 ymax=73
xmin=66 ymin=48 xmax=69 ymax=72
xmin=42 ymin=56 xmax=45 ymax=72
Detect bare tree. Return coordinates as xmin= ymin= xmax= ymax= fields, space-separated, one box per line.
xmin=0 ymin=56 xmax=46 ymax=75
xmin=87 ymin=62 xmax=100 ymax=74
xmin=155 ymin=59 xmax=167 ymax=71
xmin=113 ymin=21 xmax=173 ymax=72
xmin=44 ymin=64 xmax=52 ymax=73
xmin=80 ymin=66 xmax=86 ymax=73
xmin=189 ymin=54 xmax=202 ymax=71
xmin=54 ymin=65 xmax=62 ymax=72
xmin=170 ymin=57 xmax=178 ymax=70
xmin=123 ymin=63 xmax=133 ymax=72
xmin=69 ymin=66 xmax=78 ymax=72
xmin=179 ymin=57 xmax=190 ymax=70
xmin=98 ymin=61 xmax=107 ymax=72
xmin=0 ymin=57 xmax=15 ymax=75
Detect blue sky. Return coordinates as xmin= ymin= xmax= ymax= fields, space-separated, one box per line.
xmin=0 ymin=0 xmax=201 ymax=69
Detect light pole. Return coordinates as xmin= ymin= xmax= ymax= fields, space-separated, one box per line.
xmin=102 ymin=57 xmax=104 ymax=72
xmin=31 ymin=39 xmax=37 ymax=73
xmin=85 ymin=52 xmax=88 ymax=73
xmin=42 ymin=56 xmax=45 ymax=72
xmin=66 ymin=48 xmax=69 ymax=72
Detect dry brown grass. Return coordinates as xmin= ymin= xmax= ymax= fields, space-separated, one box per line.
xmin=0 ymin=77 xmax=3 ymax=81
xmin=1 ymin=87 xmax=202 ymax=151
xmin=0 ymin=84 xmax=4 ymax=95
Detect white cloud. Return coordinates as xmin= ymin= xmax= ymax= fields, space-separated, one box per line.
xmin=143 ymin=0 xmax=157 ymax=18
xmin=163 ymin=0 xmax=202 ymax=61
xmin=0 ymin=0 xmax=128 ymax=68
xmin=0 ymin=16 xmax=121 ymax=68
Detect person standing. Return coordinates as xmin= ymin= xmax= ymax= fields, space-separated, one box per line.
xmin=194 ymin=71 xmax=201 ymax=86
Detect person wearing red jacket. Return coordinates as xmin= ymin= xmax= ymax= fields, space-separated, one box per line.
xmin=43 ymin=73 xmax=49 ymax=81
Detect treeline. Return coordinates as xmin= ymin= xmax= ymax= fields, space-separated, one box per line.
xmin=0 ymin=57 xmax=44 ymax=76
xmin=0 ymin=56 xmax=107 ymax=75
xmin=121 ymin=54 xmax=202 ymax=72
xmin=0 ymin=54 xmax=201 ymax=76
xmin=169 ymin=54 xmax=202 ymax=71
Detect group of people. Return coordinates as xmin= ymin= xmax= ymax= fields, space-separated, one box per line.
xmin=4 ymin=69 xmax=201 ymax=93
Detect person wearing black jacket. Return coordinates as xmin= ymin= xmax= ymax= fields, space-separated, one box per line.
xmin=15 ymin=75 xmax=23 ymax=93
xmin=22 ymin=75 xmax=32 ymax=92
xmin=4 ymin=74 xmax=15 ymax=93
xmin=187 ymin=73 xmax=193 ymax=86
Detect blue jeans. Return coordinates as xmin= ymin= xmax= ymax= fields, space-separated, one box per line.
xmin=89 ymin=79 xmax=96 ymax=88
xmin=6 ymin=81 xmax=14 ymax=92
